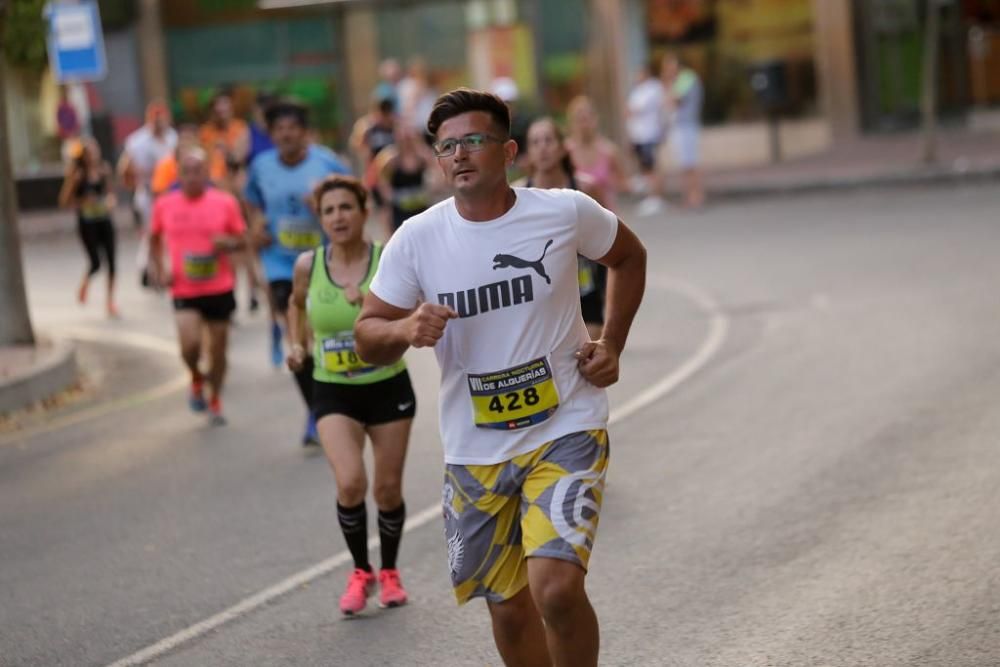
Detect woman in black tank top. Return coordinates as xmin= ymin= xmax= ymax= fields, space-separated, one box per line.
xmin=377 ymin=126 xmax=435 ymax=236
xmin=59 ymin=137 xmax=119 ymax=317
xmin=521 ymin=117 xmax=609 ymax=339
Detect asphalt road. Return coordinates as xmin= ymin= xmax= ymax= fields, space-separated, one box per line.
xmin=3 ymin=184 xmax=999 ymax=666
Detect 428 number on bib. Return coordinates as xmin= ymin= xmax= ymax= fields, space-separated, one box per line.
xmin=487 ymin=387 xmax=541 ymax=414
xmin=468 ymin=357 xmax=559 ymax=431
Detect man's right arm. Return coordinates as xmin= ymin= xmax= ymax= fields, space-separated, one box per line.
xmin=355 ymin=293 xmax=457 ymax=366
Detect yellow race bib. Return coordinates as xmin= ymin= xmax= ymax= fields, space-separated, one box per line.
xmin=468 ymin=357 xmax=560 ymax=430
xmin=276 ymin=218 xmax=322 ymax=251
xmin=182 ymin=252 xmax=219 ymax=281
xmin=578 ymin=262 xmax=595 ymax=295
xmin=81 ymin=199 xmax=109 ymax=219
xmin=321 ymin=336 xmax=376 ymax=376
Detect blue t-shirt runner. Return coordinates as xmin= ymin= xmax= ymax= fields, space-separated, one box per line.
xmin=245 ymin=144 xmax=350 ymax=287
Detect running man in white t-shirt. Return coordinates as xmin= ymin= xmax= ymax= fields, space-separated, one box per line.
xmin=355 ymin=89 xmax=646 ymax=667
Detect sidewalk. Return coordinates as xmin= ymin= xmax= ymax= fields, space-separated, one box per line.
xmin=691 ymin=126 xmax=1000 ymax=199
xmin=0 ymin=339 xmax=77 ymax=417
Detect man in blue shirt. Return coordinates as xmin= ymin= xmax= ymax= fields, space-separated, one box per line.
xmin=245 ymin=99 xmax=351 ymax=444
xmin=246 ymin=92 xmax=276 ymax=167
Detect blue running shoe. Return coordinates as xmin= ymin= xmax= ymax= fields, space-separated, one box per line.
xmin=271 ymin=321 xmax=284 ymax=367
xmin=188 ymin=383 xmax=207 ymax=413
xmin=302 ymin=413 xmax=319 ymax=446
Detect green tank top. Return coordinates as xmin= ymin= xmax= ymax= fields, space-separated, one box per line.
xmin=307 ymin=242 xmax=406 ymax=385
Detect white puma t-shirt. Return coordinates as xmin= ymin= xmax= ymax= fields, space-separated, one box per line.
xmin=369 ymin=187 xmax=618 ymax=465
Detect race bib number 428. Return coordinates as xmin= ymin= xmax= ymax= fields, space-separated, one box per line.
xmin=467 ymin=357 xmax=559 ymax=430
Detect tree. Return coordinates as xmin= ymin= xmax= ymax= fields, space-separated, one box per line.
xmin=921 ymin=0 xmax=943 ymax=164
xmin=0 ymin=1 xmax=37 ymax=346
xmin=2 ymin=0 xmax=47 ymax=72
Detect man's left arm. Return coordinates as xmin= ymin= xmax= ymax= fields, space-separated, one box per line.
xmin=577 ymin=220 xmax=646 ymax=387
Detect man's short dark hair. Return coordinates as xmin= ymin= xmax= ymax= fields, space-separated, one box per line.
xmin=426 ymin=88 xmax=511 ymax=138
xmin=265 ymin=99 xmax=309 ymax=130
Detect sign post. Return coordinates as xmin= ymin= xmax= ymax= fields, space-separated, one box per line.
xmin=45 ymin=0 xmax=107 ymax=83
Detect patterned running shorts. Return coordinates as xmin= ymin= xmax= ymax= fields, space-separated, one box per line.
xmin=442 ymin=429 xmax=609 ymax=605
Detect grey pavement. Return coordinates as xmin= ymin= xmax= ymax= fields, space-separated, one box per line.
xmin=3 ymin=186 xmax=1000 ymax=666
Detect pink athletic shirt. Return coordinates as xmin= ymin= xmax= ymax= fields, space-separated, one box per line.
xmin=151 ymin=188 xmax=246 ymax=299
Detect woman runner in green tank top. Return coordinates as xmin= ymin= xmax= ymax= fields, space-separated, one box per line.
xmin=286 ymin=175 xmax=415 ymax=615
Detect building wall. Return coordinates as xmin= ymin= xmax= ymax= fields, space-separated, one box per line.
xmin=163 ymin=15 xmax=348 ymax=141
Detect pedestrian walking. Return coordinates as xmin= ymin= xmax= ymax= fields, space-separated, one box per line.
xmin=372 ymin=58 xmax=403 ymax=114
xmin=521 ymin=116 xmax=610 ymax=340
xmin=287 ymin=175 xmax=416 ymax=614
xmin=627 ymin=62 xmax=667 ymax=217
xmin=149 ymin=148 xmax=248 ymax=425
xmin=355 ymin=88 xmax=647 ymax=667
xmin=662 ymin=53 xmax=705 ymax=208
xmin=244 ymin=99 xmax=351 ymax=444
xmin=59 ymin=137 xmax=119 ymax=318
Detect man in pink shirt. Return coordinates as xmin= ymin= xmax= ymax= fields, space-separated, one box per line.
xmin=150 ymin=148 xmax=248 ymax=424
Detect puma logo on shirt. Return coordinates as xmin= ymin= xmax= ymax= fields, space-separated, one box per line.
xmin=438 ymin=240 xmax=556 ymax=319
xmin=492 ymin=239 xmax=553 ymax=285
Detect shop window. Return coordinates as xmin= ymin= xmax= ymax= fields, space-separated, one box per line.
xmin=647 ymin=0 xmax=818 ymax=125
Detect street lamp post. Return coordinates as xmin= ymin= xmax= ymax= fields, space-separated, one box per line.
xmin=0 ymin=2 xmax=37 ymax=346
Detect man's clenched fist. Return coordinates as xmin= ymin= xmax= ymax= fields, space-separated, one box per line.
xmin=405 ymin=303 xmax=458 ymax=348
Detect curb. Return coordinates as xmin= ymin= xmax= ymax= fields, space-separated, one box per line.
xmin=700 ymin=164 xmax=1000 ymax=201
xmin=0 ymin=339 xmax=78 ymax=415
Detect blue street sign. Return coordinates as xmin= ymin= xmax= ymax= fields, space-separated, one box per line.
xmin=45 ymin=1 xmax=107 ymax=83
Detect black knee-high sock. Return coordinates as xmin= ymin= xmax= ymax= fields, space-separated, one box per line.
xmin=293 ymin=355 xmax=314 ymax=412
xmin=337 ymin=502 xmax=370 ymax=572
xmin=378 ymin=503 xmax=406 ymax=571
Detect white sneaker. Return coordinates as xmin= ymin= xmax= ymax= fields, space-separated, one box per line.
xmin=630 ymin=175 xmax=649 ymax=196
xmin=636 ymin=196 xmax=665 ymax=218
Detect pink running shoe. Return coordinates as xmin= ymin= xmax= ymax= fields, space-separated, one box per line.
xmin=339 ymin=568 xmax=376 ymax=615
xmin=378 ymin=569 xmax=408 ymax=608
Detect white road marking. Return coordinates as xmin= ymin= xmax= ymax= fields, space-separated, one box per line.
xmin=610 ymin=278 xmax=729 ymax=424
xmin=102 ymin=279 xmax=729 ymax=666
xmin=105 ymin=505 xmax=443 ymax=667
xmin=0 ymin=327 xmax=186 ymax=446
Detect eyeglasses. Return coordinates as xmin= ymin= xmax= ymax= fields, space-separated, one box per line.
xmin=432 ymin=133 xmax=505 ymax=157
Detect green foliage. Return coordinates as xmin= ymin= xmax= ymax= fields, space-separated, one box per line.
xmin=2 ymin=0 xmax=49 ymax=71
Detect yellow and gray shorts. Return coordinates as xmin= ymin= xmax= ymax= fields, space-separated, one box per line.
xmin=442 ymin=429 xmax=609 ymax=605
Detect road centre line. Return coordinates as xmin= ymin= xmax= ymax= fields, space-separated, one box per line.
xmin=104 ymin=278 xmax=730 ymax=667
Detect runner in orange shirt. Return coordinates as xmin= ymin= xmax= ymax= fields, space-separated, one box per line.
xmin=149 ymin=148 xmax=248 ymax=425
xmin=200 ymin=90 xmax=249 ymax=184
xmin=150 ymin=124 xmax=201 ymax=197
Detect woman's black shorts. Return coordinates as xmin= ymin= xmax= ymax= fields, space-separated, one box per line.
xmin=313 ymin=369 xmax=416 ymax=425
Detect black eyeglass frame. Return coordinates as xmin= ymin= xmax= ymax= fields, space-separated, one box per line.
xmin=432 ymin=133 xmax=507 ymax=157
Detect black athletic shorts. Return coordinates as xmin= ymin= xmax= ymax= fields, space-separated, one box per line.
xmin=632 ymin=142 xmax=659 ymax=172
xmin=269 ymin=279 xmax=293 ymax=314
xmin=581 ymin=290 xmax=605 ymax=325
xmin=172 ymin=291 xmax=236 ymax=322
xmin=313 ymin=370 xmax=416 ymax=425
